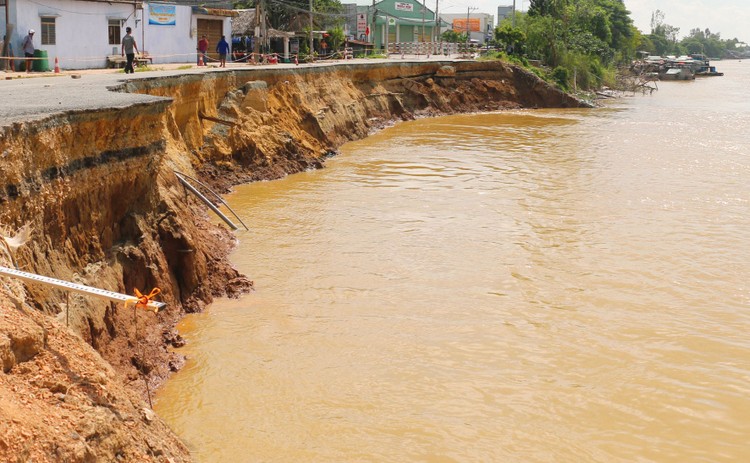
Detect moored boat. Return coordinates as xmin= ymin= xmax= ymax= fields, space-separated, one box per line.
xmin=660 ymin=66 xmax=694 ymax=80
xmin=695 ymin=65 xmax=724 ymax=77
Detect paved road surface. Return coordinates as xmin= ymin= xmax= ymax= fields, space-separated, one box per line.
xmin=0 ymin=55 xmax=465 ymax=126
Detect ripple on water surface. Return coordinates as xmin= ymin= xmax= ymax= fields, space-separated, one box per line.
xmin=156 ymin=61 xmax=750 ymax=463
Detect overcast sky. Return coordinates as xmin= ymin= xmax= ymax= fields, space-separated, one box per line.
xmin=623 ymin=0 xmax=749 ymax=41
xmin=370 ymin=0 xmax=749 ymax=43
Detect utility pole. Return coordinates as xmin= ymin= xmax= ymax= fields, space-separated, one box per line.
xmin=421 ymin=0 xmax=426 ymax=42
xmin=512 ymin=0 xmax=516 ymax=27
xmin=435 ymin=0 xmax=440 ymax=45
xmin=261 ymin=0 xmax=268 ymax=53
xmin=253 ymin=0 xmax=260 ymax=58
xmin=371 ymin=0 xmax=377 ymax=50
xmin=386 ymin=14 xmax=391 ymax=54
xmin=309 ymin=0 xmax=314 ymax=61
xmin=465 ymin=6 xmax=477 ymax=49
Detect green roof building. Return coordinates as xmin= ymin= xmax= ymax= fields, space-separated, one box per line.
xmin=364 ymin=0 xmax=437 ymax=49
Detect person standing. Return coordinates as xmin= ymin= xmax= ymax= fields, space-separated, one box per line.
xmin=197 ymin=35 xmax=209 ymax=65
xmin=121 ymin=27 xmax=139 ymax=74
xmin=22 ymin=29 xmax=35 ymax=73
xmin=216 ymin=35 xmax=230 ymax=68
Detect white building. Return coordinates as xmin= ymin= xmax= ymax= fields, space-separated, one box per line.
xmin=1 ymin=0 xmax=234 ymax=70
xmin=439 ymin=12 xmax=494 ymax=44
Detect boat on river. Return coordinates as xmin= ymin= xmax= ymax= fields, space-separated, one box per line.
xmin=695 ymin=65 xmax=724 ymax=77
xmin=633 ymin=53 xmax=723 ymax=81
xmin=660 ymin=65 xmax=694 ymax=81
xmin=690 ymin=54 xmax=724 ymax=77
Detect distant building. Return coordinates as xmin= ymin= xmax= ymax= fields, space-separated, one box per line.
xmin=439 ymin=12 xmax=494 ymax=44
xmin=342 ymin=3 xmax=359 ymax=39
xmin=497 ymin=6 xmax=514 ymax=26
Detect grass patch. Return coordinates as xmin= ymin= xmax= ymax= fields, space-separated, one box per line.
xmin=120 ymin=65 xmax=163 ymax=73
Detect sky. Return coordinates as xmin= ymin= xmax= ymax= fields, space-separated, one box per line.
xmin=622 ymin=0 xmax=749 ymax=41
xmin=364 ymin=0 xmax=749 ymax=43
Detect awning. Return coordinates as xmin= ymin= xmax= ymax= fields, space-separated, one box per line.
xmin=192 ymin=7 xmax=239 ymax=17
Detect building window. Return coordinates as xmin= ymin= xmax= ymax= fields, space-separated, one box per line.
xmin=41 ymin=17 xmax=56 ymax=45
xmin=108 ymin=20 xmax=122 ymax=45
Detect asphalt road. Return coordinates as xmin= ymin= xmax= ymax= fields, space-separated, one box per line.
xmin=0 ymin=55 xmax=462 ymax=126
xmin=0 ymin=70 xmax=169 ymax=126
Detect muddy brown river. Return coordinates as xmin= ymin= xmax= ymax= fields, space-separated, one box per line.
xmin=155 ymin=60 xmax=750 ymax=462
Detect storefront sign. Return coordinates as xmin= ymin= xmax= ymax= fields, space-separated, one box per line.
xmin=395 ymin=2 xmax=414 ymax=12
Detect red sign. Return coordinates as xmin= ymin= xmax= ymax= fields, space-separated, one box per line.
xmin=357 ymin=13 xmax=368 ymax=34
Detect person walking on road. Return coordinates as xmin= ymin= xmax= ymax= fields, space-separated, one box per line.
xmin=121 ymin=27 xmax=139 ymax=74
xmin=197 ymin=35 xmax=209 ymax=65
xmin=216 ymin=35 xmax=230 ymax=68
xmin=22 ymin=29 xmax=35 ymax=73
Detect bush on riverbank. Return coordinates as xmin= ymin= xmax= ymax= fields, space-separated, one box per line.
xmin=490 ymin=0 xmax=634 ymax=91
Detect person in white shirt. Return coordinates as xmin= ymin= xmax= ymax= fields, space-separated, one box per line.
xmin=22 ymin=29 xmax=35 ymax=73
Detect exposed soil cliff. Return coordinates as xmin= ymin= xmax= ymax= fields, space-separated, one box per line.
xmin=0 ymin=59 xmax=587 ymax=461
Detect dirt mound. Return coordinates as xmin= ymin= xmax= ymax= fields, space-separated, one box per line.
xmin=0 ymin=279 xmax=190 ymax=462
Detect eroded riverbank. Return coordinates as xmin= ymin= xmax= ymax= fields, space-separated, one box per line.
xmin=0 ymin=59 xmax=586 ymax=461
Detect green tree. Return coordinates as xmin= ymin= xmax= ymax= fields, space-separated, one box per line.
xmin=528 ymin=0 xmax=568 ymax=18
xmin=263 ymin=0 xmax=344 ymax=31
xmin=524 ymin=14 xmax=564 ymax=65
xmin=326 ymin=26 xmax=345 ymax=52
xmin=441 ymin=30 xmax=466 ymax=43
xmin=646 ymin=9 xmax=681 ymax=55
xmin=677 ymin=27 xmax=729 ymax=58
xmin=494 ymin=25 xmax=526 ymax=54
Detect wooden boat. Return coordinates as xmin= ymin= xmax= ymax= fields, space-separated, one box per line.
xmin=660 ymin=66 xmax=694 ymax=80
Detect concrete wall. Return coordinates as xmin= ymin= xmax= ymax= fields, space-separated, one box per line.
xmin=9 ymin=1 xmax=230 ymax=70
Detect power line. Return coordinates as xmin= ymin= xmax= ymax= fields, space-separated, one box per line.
xmin=267 ymin=0 xmax=351 ymax=19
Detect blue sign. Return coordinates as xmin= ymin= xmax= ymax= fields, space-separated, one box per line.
xmin=149 ymin=5 xmax=176 ymax=26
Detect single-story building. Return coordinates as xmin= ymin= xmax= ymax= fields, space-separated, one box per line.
xmin=366 ymin=0 xmax=436 ymax=50
xmin=1 ymin=0 xmax=235 ymax=70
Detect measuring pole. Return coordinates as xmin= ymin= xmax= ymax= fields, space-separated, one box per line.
xmin=0 ymin=266 xmax=166 ymax=312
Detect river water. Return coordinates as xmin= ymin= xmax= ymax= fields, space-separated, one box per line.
xmin=155 ymin=60 xmax=750 ymax=462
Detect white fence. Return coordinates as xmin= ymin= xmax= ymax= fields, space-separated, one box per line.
xmin=385 ymin=42 xmax=464 ymax=56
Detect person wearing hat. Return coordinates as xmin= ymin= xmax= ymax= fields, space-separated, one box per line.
xmin=22 ymin=29 xmax=35 ymax=73
xmin=121 ymin=26 xmax=139 ymax=74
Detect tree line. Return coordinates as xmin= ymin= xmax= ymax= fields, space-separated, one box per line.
xmin=234 ymin=0 xmax=748 ymax=90
xmin=490 ymin=1 xmax=747 ymax=90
